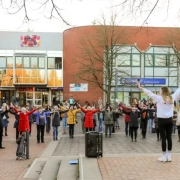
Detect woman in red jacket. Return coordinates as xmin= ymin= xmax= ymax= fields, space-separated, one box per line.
xmin=12 ymin=104 xmax=38 ymax=133
xmin=119 ymin=103 xmax=131 ymax=136
xmin=79 ymin=104 xmax=100 ymax=132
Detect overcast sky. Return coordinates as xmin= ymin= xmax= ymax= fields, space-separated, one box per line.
xmin=0 ymin=0 xmax=180 ymax=32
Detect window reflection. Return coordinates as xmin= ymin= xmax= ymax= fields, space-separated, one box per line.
xmin=55 ymin=57 xmax=62 ymax=69
xmin=117 ymin=54 xmax=130 ymax=66
xmin=31 ymin=57 xmax=38 ymax=68
xmin=23 ymin=57 xmax=30 ymax=68
xmin=16 ymin=57 xmax=22 ymax=68
xmin=0 ymin=57 xmax=6 ymax=68
xmin=39 ymin=57 xmax=45 ymax=68
xmin=7 ymin=57 xmax=13 ymax=68
xmin=154 ymin=55 xmax=167 ymax=66
xmin=132 ymin=54 xmax=140 ymax=66
xmin=48 ymin=58 xmax=54 ymax=68
xmin=145 ymin=54 xmax=153 ymax=66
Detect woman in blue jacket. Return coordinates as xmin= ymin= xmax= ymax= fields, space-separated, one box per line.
xmin=33 ymin=107 xmax=51 ymax=143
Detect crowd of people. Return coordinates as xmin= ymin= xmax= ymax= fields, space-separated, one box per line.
xmin=1 ymin=85 xmax=180 ymax=164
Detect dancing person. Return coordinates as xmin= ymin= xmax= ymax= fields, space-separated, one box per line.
xmin=45 ymin=105 xmax=52 ymax=134
xmin=0 ymin=105 xmax=9 ymax=149
xmin=9 ymin=106 xmax=20 ymax=140
xmin=1 ymin=104 xmax=9 ymax=136
xmin=176 ymin=106 xmax=180 ymax=142
xmin=33 ymin=107 xmax=51 ymax=143
xmin=51 ymin=106 xmax=68 ymax=140
xmin=79 ymin=104 xmax=100 ymax=132
xmin=137 ymin=81 xmax=180 ymax=162
xmin=119 ymin=103 xmax=131 ymax=136
xmin=26 ymin=103 xmax=33 ymax=136
xmin=121 ymin=106 xmax=140 ymax=142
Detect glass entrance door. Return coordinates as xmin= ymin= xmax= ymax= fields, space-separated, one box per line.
xmin=35 ymin=92 xmax=42 ymax=107
xmin=42 ymin=92 xmax=48 ymax=107
xmin=26 ymin=92 xmax=33 ymax=106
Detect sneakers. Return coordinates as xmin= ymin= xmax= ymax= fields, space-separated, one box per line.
xmin=158 ymin=154 xmax=167 ymax=162
xmin=167 ymin=154 xmax=172 ymax=162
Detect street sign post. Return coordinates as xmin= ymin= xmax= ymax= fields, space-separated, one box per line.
xmin=120 ymin=78 xmax=166 ymax=85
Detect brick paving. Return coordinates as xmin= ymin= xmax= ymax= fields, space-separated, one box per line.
xmin=2 ymin=113 xmax=180 ymax=180
xmin=0 ymin=114 xmax=52 ymax=180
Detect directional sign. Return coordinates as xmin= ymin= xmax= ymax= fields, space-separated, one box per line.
xmin=120 ymin=78 xmax=166 ymax=85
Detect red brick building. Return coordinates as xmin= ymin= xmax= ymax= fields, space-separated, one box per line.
xmin=63 ymin=26 xmax=179 ymax=105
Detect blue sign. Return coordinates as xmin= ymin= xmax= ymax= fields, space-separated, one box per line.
xmin=120 ymin=78 xmax=166 ymax=85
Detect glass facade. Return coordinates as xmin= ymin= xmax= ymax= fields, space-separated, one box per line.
xmin=0 ymin=50 xmax=63 ymax=87
xmin=111 ymin=46 xmax=179 ymax=105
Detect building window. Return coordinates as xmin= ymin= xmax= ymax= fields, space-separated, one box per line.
xmin=145 ymin=54 xmax=153 ymax=66
xmin=0 ymin=57 xmax=6 ymax=68
xmin=117 ymin=54 xmax=130 ymax=66
xmin=16 ymin=57 xmax=22 ymax=68
xmin=31 ymin=57 xmax=38 ymax=68
xmin=169 ymin=55 xmax=177 ymax=67
xmin=39 ymin=57 xmax=45 ymax=68
xmin=132 ymin=54 xmax=140 ymax=66
xmin=48 ymin=57 xmax=54 ymax=68
xmin=23 ymin=57 xmax=30 ymax=68
xmin=55 ymin=57 xmax=62 ymax=69
xmin=154 ymin=55 xmax=168 ymax=66
xmin=7 ymin=57 xmax=13 ymax=68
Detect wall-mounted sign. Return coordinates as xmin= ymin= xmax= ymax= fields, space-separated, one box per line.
xmin=35 ymin=88 xmax=49 ymax=92
xmin=18 ymin=87 xmax=34 ymax=92
xmin=70 ymin=83 xmax=88 ymax=92
xmin=21 ymin=35 xmax=40 ymax=47
xmin=120 ymin=78 xmax=166 ymax=85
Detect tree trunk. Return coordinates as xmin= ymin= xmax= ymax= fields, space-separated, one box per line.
xmin=106 ymin=89 xmax=111 ymax=104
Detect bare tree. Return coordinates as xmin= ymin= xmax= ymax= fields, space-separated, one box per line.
xmin=0 ymin=0 xmax=71 ymax=26
xmin=74 ymin=12 xmax=131 ymax=103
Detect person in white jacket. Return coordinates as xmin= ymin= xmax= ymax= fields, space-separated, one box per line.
xmin=137 ymin=81 xmax=180 ymax=162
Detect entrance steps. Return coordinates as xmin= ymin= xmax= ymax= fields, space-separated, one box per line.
xmin=23 ymin=156 xmax=78 ymax=180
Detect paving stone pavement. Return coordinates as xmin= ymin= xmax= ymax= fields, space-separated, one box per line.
xmin=0 ymin=114 xmax=52 ymax=180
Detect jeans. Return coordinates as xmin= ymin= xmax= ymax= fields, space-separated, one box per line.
xmin=125 ymin=122 xmax=130 ymax=136
xmin=172 ymin=123 xmax=176 ymax=134
xmin=115 ymin=118 xmax=119 ymax=127
xmin=98 ymin=117 xmax=103 ymax=132
xmin=105 ymin=124 xmax=112 ymax=136
xmin=62 ymin=117 xmax=68 ymax=131
xmin=53 ymin=126 xmax=59 ymax=138
xmin=148 ymin=119 xmax=153 ymax=132
xmin=158 ymin=117 xmax=173 ymax=151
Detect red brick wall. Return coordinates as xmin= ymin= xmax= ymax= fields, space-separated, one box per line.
xmin=63 ymin=26 xmax=178 ymax=105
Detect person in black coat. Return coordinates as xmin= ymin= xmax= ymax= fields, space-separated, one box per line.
xmin=122 ymin=107 xmax=140 ymax=142
xmin=51 ymin=106 xmax=68 ymax=140
xmin=137 ymin=104 xmax=156 ymax=139
xmin=0 ymin=105 xmax=9 ymax=149
xmin=44 ymin=105 xmax=52 ymax=134
xmin=9 ymin=106 xmax=20 ymax=140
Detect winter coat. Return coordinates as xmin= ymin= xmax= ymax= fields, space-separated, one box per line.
xmin=52 ymin=109 xmax=69 ymax=126
xmin=33 ymin=111 xmax=51 ymax=125
xmin=27 ymin=106 xmax=33 ymax=122
xmin=67 ymin=109 xmax=80 ymax=125
xmin=80 ymin=108 xmax=100 ymax=128
xmin=0 ymin=110 xmax=9 ymax=132
xmin=123 ymin=110 xmax=139 ymax=128
xmin=9 ymin=108 xmax=20 ymax=128
xmin=102 ymin=110 xmax=118 ymax=125
xmin=119 ymin=104 xmax=131 ymax=122
xmin=14 ymin=107 xmax=36 ymax=132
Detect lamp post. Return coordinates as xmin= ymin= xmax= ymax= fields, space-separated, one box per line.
xmin=115 ymin=68 xmax=118 ymax=108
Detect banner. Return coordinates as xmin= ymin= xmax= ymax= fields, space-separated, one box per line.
xmin=21 ymin=35 xmax=40 ymax=47
xmin=70 ymin=83 xmax=88 ymax=92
